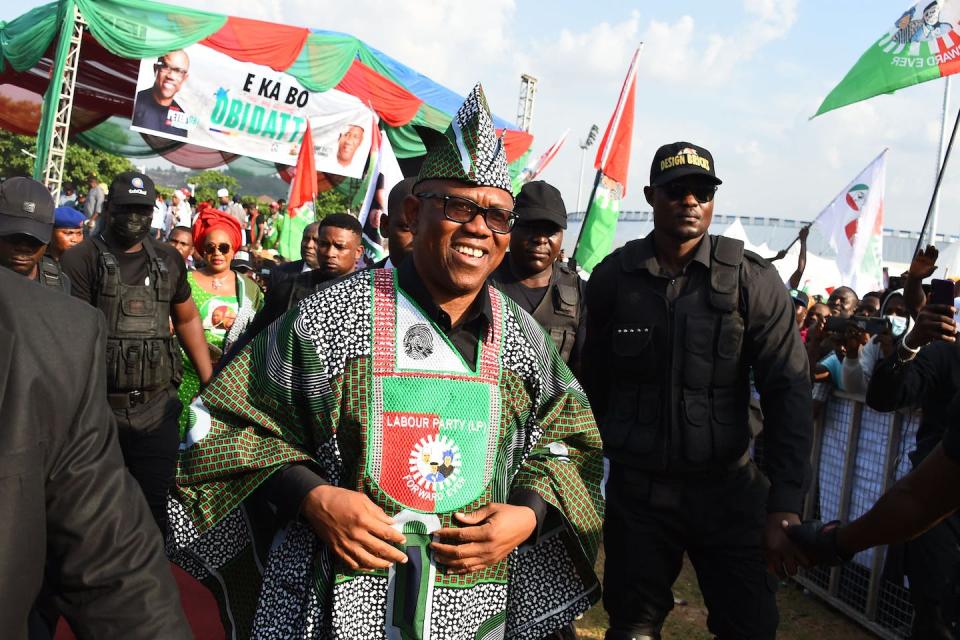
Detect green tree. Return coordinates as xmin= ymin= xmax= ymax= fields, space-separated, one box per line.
xmin=0 ymin=130 xmax=134 ymax=190
xmin=187 ymin=170 xmax=241 ymax=205
xmin=314 ymin=188 xmax=349 ymax=220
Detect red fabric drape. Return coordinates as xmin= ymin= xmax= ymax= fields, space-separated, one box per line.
xmin=335 ymin=59 xmax=422 ymax=127
xmin=496 ymin=128 xmax=533 ymax=164
xmin=201 ymin=16 xmax=309 ymax=71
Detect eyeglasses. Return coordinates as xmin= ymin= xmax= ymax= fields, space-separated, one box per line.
xmin=154 ymin=61 xmax=188 ymax=78
xmin=415 ymin=192 xmax=516 ymax=234
xmin=203 ymin=242 xmax=232 ymax=256
xmin=658 ymin=182 xmax=718 ymax=204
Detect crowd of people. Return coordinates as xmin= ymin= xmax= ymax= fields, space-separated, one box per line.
xmin=3 ymin=83 xmax=960 ymax=640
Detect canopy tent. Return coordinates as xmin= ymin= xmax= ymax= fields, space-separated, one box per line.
xmin=0 ymin=0 xmax=533 ymax=188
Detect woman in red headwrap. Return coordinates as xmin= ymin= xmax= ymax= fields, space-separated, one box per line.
xmin=176 ymin=207 xmax=263 ymax=437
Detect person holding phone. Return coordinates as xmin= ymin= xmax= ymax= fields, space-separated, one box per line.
xmin=841 ymin=290 xmax=911 ymax=394
xmin=866 ymin=277 xmax=960 ymax=640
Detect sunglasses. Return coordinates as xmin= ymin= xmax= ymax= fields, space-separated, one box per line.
xmin=658 ymin=182 xmax=718 ymax=204
xmin=415 ymin=192 xmax=516 ymax=234
xmin=203 ymin=242 xmax=232 ymax=256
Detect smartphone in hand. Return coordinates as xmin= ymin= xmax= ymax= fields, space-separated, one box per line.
xmin=929 ymin=279 xmax=955 ymax=307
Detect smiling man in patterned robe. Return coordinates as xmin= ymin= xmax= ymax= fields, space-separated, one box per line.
xmin=168 ymin=84 xmax=603 ymax=640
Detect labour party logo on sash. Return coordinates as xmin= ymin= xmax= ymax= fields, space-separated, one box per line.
xmin=371 ymin=378 xmax=498 ymax=512
xmin=367 ymin=269 xmax=504 ymax=513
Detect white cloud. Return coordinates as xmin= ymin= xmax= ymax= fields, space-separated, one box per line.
xmin=734 ymin=140 xmax=765 ymax=166
xmin=636 ymin=0 xmax=797 ymax=85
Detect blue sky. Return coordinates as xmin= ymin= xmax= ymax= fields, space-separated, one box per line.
xmin=5 ymin=0 xmax=959 ymax=236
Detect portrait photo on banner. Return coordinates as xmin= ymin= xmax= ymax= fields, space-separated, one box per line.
xmin=129 ymin=44 xmax=374 ymax=178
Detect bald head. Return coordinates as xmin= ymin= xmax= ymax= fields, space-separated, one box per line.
xmin=827 ymin=286 xmax=858 ymax=318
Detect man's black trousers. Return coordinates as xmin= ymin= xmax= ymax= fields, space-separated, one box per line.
xmin=603 ymin=461 xmax=778 ymax=640
xmin=113 ymin=386 xmax=182 ymax=537
xmin=905 ymin=513 xmax=960 ymax=639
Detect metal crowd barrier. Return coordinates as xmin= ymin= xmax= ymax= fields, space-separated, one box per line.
xmin=792 ymin=389 xmax=920 ymax=639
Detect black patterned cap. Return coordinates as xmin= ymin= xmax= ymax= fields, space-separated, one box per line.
xmin=415 ymin=83 xmax=513 ymax=197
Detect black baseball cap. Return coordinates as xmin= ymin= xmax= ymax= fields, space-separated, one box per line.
xmin=109 ymin=171 xmax=156 ymax=208
xmin=0 ymin=177 xmax=55 ymax=243
xmin=789 ymin=288 xmax=809 ymax=308
xmin=650 ymin=141 xmax=722 ymax=187
xmin=514 ymin=180 xmax=567 ymax=229
xmin=231 ymin=250 xmax=254 ymax=273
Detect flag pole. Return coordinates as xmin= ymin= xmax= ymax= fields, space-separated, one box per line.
xmin=915 ymin=101 xmax=960 ymax=257
xmin=930 ymin=76 xmax=952 ymax=246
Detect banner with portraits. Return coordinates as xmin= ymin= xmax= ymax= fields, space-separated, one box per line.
xmin=130 ymin=45 xmax=373 ymax=178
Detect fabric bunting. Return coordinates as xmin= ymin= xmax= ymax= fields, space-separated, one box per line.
xmin=0 ymin=0 xmax=532 ymax=181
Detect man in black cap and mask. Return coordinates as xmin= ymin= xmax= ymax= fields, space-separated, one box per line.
xmin=61 ymin=170 xmax=212 ymax=536
xmin=0 ymin=177 xmax=71 ymax=293
xmin=490 ymin=180 xmax=585 ymax=375
xmin=583 ymin=142 xmax=812 ymax=640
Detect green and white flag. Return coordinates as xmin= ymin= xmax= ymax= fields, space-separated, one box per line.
xmin=815 ymin=150 xmax=887 ymax=293
xmin=816 ymin=1 xmax=960 ymax=116
xmin=575 ymin=177 xmax=623 ymax=273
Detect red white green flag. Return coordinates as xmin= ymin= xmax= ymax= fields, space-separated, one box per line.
xmin=816 ymin=2 xmax=960 ymax=116
xmin=574 ymin=48 xmax=640 ymax=273
xmin=814 ymin=150 xmax=887 ymax=293
xmin=287 ymin=120 xmax=317 ymax=213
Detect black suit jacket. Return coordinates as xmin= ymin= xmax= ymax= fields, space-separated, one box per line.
xmin=0 ymin=268 xmax=190 ymax=639
xmin=269 ymin=259 xmax=305 ymax=287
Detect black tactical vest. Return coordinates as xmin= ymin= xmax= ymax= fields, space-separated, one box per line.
xmin=91 ymin=236 xmax=181 ymax=393
xmin=37 ymin=255 xmax=70 ymax=294
xmin=531 ymin=265 xmax=582 ymax=363
xmin=600 ymin=235 xmax=750 ymax=472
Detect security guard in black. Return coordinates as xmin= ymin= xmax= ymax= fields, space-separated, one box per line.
xmin=583 ymin=142 xmax=812 ymax=640
xmin=0 ymin=177 xmax=71 ymax=294
xmin=61 ymin=171 xmax=212 ymax=536
xmin=490 ymin=180 xmax=585 ymax=375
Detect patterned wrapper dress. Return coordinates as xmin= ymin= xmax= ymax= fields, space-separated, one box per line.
xmin=169 ymin=268 xmax=604 ymax=640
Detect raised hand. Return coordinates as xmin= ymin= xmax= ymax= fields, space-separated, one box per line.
xmin=908 ymin=245 xmax=939 ymax=280
xmin=905 ymin=303 xmax=957 ymax=349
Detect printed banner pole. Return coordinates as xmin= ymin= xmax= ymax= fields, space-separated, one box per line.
xmin=916 ymin=101 xmax=960 ymax=255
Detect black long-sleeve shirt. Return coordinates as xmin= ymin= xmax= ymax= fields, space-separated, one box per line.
xmin=866 ymin=341 xmax=960 ymax=465
xmin=583 ymin=233 xmax=813 ymax=515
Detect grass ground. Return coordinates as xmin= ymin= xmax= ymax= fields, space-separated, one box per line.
xmin=575 ymin=549 xmax=876 ymax=639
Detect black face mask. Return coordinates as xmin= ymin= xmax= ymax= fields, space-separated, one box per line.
xmin=107 ymin=211 xmax=152 ymax=248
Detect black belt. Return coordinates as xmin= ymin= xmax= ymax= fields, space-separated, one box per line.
xmin=610 ymin=449 xmax=752 ymax=481
xmin=107 ymin=386 xmax=167 ymax=410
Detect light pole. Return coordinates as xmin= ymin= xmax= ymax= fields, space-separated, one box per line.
xmin=576 ymin=124 xmax=599 ymax=215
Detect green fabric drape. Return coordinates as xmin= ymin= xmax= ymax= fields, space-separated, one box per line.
xmin=383 ymin=104 xmax=452 ymax=159
xmin=33 ymin=0 xmax=76 ymax=182
xmin=75 ymin=0 xmax=225 ymax=60
xmin=0 ymin=2 xmax=59 ymax=73
xmin=287 ymin=32 xmax=360 ymax=92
